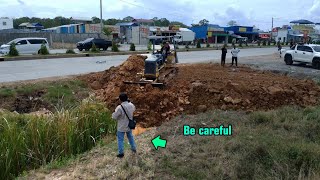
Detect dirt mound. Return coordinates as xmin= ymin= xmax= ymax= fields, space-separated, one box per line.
xmin=81 ymin=56 xmax=320 ymax=128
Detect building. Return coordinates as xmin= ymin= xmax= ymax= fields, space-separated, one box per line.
xmin=0 ymin=17 xmax=13 ymax=30
xmin=19 ymin=22 xmax=44 ymax=31
xmin=190 ymin=24 xmax=258 ymax=43
xmin=224 ymin=26 xmax=259 ymax=41
xmin=42 ymin=24 xmax=86 ymax=33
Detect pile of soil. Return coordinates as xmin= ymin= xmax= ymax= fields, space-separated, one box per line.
xmin=81 ymin=55 xmax=320 ymax=128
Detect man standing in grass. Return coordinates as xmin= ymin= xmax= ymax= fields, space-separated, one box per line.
xmin=112 ymin=93 xmax=137 ymax=158
xmin=231 ymin=45 xmax=240 ymax=67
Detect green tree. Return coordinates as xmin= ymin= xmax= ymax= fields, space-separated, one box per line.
xmin=92 ymin=16 xmax=101 ymax=24
xmin=102 ymin=27 xmax=112 ymax=39
xmin=123 ymin=16 xmax=134 ymax=22
xmin=104 ymin=18 xmax=122 ymax=25
xmin=147 ymin=41 xmax=152 ymax=51
xmin=196 ymin=40 xmax=201 ymax=48
xmin=112 ymin=41 xmax=119 ymax=52
xmin=9 ymin=43 xmax=19 ymax=56
xmin=39 ymin=43 xmax=49 ymax=55
xmin=91 ymin=43 xmax=100 ymax=53
xmin=227 ymin=20 xmax=237 ymax=26
xmin=130 ymin=43 xmax=136 ymax=51
xmin=199 ymin=19 xmax=209 ymax=26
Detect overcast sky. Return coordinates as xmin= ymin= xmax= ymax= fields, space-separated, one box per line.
xmin=0 ymin=0 xmax=320 ymax=31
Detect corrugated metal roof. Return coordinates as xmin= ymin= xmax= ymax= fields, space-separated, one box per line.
xmin=115 ymin=22 xmax=138 ymax=26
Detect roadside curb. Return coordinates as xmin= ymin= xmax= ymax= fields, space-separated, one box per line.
xmin=1 ymin=46 xmax=284 ymax=61
xmin=1 ymin=51 xmax=151 ymax=61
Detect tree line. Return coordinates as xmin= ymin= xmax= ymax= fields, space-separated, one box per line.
xmin=13 ymin=16 xmax=189 ymax=29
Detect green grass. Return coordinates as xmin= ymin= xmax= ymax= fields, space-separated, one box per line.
xmin=154 ymin=106 xmax=320 ymax=180
xmin=0 ymin=88 xmax=16 ymax=98
xmin=0 ymin=99 xmax=117 ymax=180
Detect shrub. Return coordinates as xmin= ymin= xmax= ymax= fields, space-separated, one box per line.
xmin=257 ymin=40 xmax=261 ymax=46
xmin=267 ymin=41 xmax=271 ymax=46
xmin=9 ymin=43 xmax=19 ymax=56
xmin=196 ymin=40 xmax=201 ymax=48
xmin=90 ymin=43 xmax=100 ymax=53
xmin=39 ymin=43 xmax=49 ymax=55
xmin=206 ymin=43 xmax=210 ymax=48
xmin=239 ymin=41 xmax=243 ymax=47
xmin=147 ymin=41 xmax=152 ymax=51
xmin=273 ymin=41 xmax=276 ymax=46
xmin=130 ymin=43 xmax=136 ymax=51
xmin=185 ymin=44 xmax=190 ymax=49
xmin=0 ymin=101 xmax=116 ymax=179
xmin=112 ymin=41 xmax=119 ymax=52
xmin=262 ymin=40 xmax=267 ymax=46
xmin=66 ymin=49 xmax=76 ymax=54
xmin=282 ymin=42 xmax=285 ymax=45
xmin=286 ymin=42 xmax=289 ymax=45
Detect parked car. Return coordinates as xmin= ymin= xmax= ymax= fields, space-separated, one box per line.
xmin=284 ymin=44 xmax=320 ymax=69
xmin=76 ymin=38 xmax=112 ymax=51
xmin=0 ymin=37 xmax=49 ymax=55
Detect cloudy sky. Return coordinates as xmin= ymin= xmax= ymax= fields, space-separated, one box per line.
xmin=0 ymin=0 xmax=320 ymax=31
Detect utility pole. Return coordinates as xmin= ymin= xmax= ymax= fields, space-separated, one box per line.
xmin=271 ymin=17 xmax=273 ymax=41
xmin=100 ymin=0 xmax=103 ymax=33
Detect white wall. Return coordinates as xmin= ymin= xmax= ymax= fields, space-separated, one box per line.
xmin=0 ymin=18 xmax=13 ymax=30
xmin=276 ymin=29 xmax=288 ymax=42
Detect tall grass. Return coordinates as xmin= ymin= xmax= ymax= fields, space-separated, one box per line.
xmin=0 ymin=100 xmax=116 ymax=180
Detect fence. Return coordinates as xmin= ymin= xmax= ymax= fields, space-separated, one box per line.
xmin=0 ymin=32 xmax=104 ymax=47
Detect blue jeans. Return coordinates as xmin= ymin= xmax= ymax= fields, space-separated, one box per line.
xmin=117 ymin=130 xmax=136 ymax=154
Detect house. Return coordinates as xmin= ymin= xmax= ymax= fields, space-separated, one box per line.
xmin=0 ymin=17 xmax=13 ymax=30
xmin=42 ymin=24 xmax=86 ymax=33
xmin=19 ymin=22 xmax=44 ymax=31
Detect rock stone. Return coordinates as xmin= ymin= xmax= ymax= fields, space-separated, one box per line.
xmin=197 ymin=105 xmax=207 ymax=112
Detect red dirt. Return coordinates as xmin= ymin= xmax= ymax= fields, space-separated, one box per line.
xmin=80 ymin=55 xmax=320 ymax=128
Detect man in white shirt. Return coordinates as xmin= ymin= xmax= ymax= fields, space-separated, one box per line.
xmin=231 ymin=45 xmax=240 ymax=67
xmin=112 ymin=93 xmax=137 ymax=158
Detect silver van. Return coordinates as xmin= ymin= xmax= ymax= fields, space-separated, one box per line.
xmin=0 ymin=37 xmax=49 ymax=55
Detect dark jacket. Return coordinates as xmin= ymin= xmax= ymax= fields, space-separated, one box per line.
xmin=221 ymin=47 xmax=227 ymax=56
xmin=161 ymin=45 xmax=170 ymax=54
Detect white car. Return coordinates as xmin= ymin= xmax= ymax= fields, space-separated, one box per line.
xmin=284 ymin=44 xmax=320 ymax=69
xmin=0 ymin=37 xmax=49 ymax=55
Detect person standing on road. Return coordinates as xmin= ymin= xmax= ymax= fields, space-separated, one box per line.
xmin=231 ymin=45 xmax=240 ymax=67
xmin=221 ymin=44 xmax=227 ymax=67
xmin=112 ymin=93 xmax=137 ymax=158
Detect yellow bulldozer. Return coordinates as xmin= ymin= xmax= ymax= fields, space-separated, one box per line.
xmin=124 ymin=36 xmax=178 ymax=87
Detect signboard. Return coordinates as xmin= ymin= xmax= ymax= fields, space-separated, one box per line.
xmin=208 ymin=27 xmax=224 ymax=31
xmin=156 ymin=27 xmax=161 ymax=35
xmin=259 ymin=34 xmax=270 ymax=39
xmin=239 ymin=27 xmax=247 ymax=32
xmin=207 ymin=32 xmax=212 ymax=37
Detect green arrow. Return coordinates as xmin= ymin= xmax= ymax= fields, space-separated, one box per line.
xmin=151 ymin=135 xmax=167 ymax=150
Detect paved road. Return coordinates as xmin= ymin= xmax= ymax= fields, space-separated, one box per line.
xmin=0 ymin=48 xmax=278 ymax=83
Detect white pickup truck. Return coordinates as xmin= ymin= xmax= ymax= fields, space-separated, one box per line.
xmin=284 ymin=44 xmax=320 ymax=69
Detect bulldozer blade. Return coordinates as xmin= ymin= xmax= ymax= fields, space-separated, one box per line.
xmin=123 ymin=81 xmax=164 ymax=87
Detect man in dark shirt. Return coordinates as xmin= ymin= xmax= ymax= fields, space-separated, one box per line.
xmin=221 ymin=45 xmax=227 ymax=67
xmin=161 ymin=42 xmax=170 ymax=62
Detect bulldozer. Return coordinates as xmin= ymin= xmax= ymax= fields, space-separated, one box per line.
xmin=124 ymin=36 xmax=178 ymax=87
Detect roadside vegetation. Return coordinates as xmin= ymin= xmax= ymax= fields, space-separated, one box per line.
xmin=66 ymin=49 xmax=76 ymax=54
xmin=0 ymin=79 xmax=90 ymax=112
xmin=153 ymin=106 xmax=320 ymax=180
xmin=0 ymin=99 xmax=117 ymax=180
xmin=39 ymin=43 xmax=49 ymax=55
xmin=8 ymin=43 xmax=19 ymax=56
xmin=90 ymin=43 xmax=100 ymax=53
